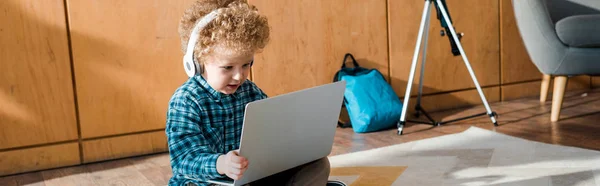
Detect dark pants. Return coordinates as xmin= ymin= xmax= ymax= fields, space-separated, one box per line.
xmin=247 ymin=157 xmax=330 ymax=186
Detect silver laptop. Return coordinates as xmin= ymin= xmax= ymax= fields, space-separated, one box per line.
xmin=205 ymin=81 xmax=346 ymax=186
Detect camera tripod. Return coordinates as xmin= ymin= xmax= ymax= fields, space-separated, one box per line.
xmin=397 ymin=0 xmax=498 ymax=135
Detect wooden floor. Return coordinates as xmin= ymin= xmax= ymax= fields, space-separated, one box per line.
xmin=2 ymin=88 xmax=599 ymax=185
xmin=331 ymin=88 xmax=600 ymax=156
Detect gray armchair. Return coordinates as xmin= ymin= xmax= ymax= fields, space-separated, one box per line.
xmin=512 ymin=0 xmax=600 ymax=122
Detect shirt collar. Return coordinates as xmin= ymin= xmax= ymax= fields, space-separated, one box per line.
xmin=193 ymin=75 xmax=237 ymax=101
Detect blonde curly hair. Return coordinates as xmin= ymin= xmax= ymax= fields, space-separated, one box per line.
xmin=178 ymin=0 xmax=270 ymax=64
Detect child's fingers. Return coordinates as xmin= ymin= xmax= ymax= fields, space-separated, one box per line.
xmin=229 ymin=167 xmax=242 ymax=175
xmin=229 ymin=173 xmax=240 ymax=180
xmin=228 ymin=150 xmax=247 ymax=162
xmin=242 ymin=161 xmax=248 ymax=168
xmin=240 ymin=164 xmax=249 ymax=172
xmin=227 ymin=168 xmax=244 ymax=180
xmin=230 ymin=155 xmax=247 ymax=164
xmin=230 ymin=162 xmax=245 ymax=169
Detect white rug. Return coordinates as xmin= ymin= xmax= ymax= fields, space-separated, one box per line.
xmin=328 ymin=127 xmax=600 ymax=186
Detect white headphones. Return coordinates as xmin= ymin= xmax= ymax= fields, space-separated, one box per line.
xmin=183 ymin=10 xmax=219 ymax=77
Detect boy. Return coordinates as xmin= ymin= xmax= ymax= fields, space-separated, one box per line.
xmin=166 ymin=1 xmax=345 ymax=185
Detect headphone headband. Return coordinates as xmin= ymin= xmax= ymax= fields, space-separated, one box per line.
xmin=183 ymin=10 xmax=219 ymax=77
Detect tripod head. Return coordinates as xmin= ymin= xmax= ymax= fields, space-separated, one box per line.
xmin=433 ymin=0 xmax=462 ymax=56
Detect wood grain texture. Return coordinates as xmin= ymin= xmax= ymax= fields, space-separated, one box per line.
xmin=333 ymin=88 xmax=600 ymax=156
xmin=82 ymin=131 xmax=167 ymax=163
xmin=389 ymin=0 xmax=500 ymax=97
xmin=250 ymin=0 xmax=389 ymax=96
xmin=565 ymin=75 xmax=591 ymax=91
xmin=0 ymin=153 xmax=172 ymax=186
xmin=0 ymin=172 xmax=46 ymax=186
xmin=502 ymin=76 xmax=591 ymax=101
xmin=39 ymin=152 xmax=170 ymax=186
xmin=0 ymin=0 xmax=78 ymax=150
xmin=405 ymin=87 xmax=500 ymax=115
xmin=66 ymin=0 xmax=196 ymax=138
xmin=2 ymin=88 xmax=600 ymax=183
xmin=500 ymin=0 xmax=540 ymax=84
xmin=593 ymin=77 xmax=600 ymax=88
xmin=502 ymin=81 xmax=542 ymax=101
xmin=40 ymin=165 xmax=95 ymax=186
xmin=0 ymin=143 xmax=80 ymax=176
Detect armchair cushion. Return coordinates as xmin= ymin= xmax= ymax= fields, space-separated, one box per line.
xmin=555 ymin=14 xmax=600 ymax=48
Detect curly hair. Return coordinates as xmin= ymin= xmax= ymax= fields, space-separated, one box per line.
xmin=178 ymin=0 xmax=270 ymax=63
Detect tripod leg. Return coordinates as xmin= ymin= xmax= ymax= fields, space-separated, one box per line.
xmin=415 ymin=6 xmax=432 ymax=119
xmin=434 ymin=0 xmax=498 ymax=126
xmin=398 ymin=0 xmax=434 ymax=135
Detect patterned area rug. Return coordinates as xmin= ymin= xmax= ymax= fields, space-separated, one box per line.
xmin=328 ymin=127 xmax=600 ymax=186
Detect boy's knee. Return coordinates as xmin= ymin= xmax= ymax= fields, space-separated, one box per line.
xmin=298 ymin=157 xmax=330 ymax=175
xmin=321 ymin=157 xmax=331 ymax=171
xmin=288 ymin=157 xmax=330 ymax=186
xmin=313 ymin=157 xmax=331 ymax=175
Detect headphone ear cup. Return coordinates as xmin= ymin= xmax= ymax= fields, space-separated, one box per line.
xmin=183 ymin=56 xmax=196 ymax=78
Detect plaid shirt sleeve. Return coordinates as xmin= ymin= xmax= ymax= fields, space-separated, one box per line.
xmin=165 ymin=93 xmax=224 ymax=180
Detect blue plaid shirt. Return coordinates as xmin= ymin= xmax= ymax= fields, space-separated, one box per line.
xmin=165 ymin=75 xmax=267 ymax=186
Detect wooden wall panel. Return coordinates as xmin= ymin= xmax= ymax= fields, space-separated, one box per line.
xmin=565 ymin=75 xmax=591 ymax=91
xmin=593 ymin=77 xmax=600 ymax=88
xmin=67 ymin=0 xmax=196 ymax=138
xmin=389 ymin=0 xmax=500 ymax=97
xmin=500 ymin=0 xmax=540 ymax=84
xmin=0 ymin=143 xmax=80 ymax=176
xmin=250 ymin=0 xmax=389 ymax=96
xmin=82 ymin=131 xmax=167 ymax=163
xmin=405 ymin=87 xmax=500 ymax=115
xmin=502 ymin=75 xmax=591 ymax=101
xmin=0 ymin=0 xmax=78 ymax=149
xmin=502 ymin=81 xmax=541 ymax=101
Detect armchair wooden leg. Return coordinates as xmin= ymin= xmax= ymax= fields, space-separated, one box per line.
xmin=540 ymin=74 xmax=551 ymax=103
xmin=551 ymin=76 xmax=568 ymax=122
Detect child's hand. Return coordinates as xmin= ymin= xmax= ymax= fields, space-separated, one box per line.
xmin=217 ymin=150 xmax=249 ymax=180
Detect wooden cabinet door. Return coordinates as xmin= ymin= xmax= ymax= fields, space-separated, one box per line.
xmin=0 ymin=0 xmax=78 ymax=149
xmin=389 ymin=0 xmax=500 ymax=97
xmin=500 ymin=0 xmax=538 ymax=84
xmin=67 ymin=0 xmax=196 ymax=138
xmin=249 ymin=0 xmax=389 ymax=97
